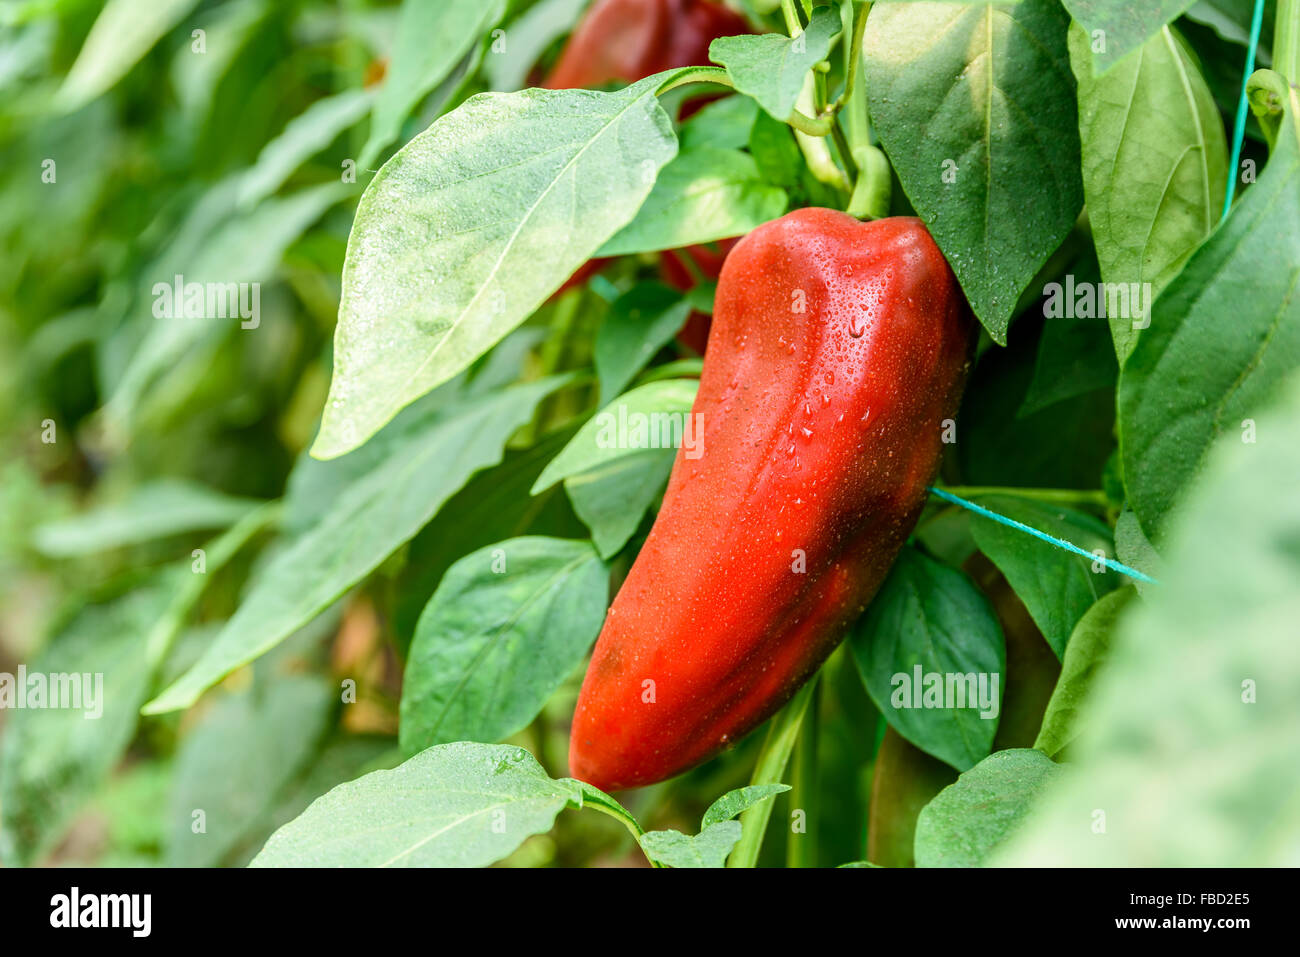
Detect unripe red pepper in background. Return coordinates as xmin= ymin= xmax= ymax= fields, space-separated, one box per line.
xmin=544 ymin=0 xmax=751 ymax=91
xmin=544 ymin=0 xmax=753 ymax=299
xmin=569 ymin=209 xmax=975 ymax=792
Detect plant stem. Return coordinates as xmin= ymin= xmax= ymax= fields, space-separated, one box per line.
xmin=832 ymin=1 xmax=870 ymax=115
xmin=727 ymin=677 xmax=819 ymax=867
xmin=1276 ymin=0 xmax=1300 ymax=81
xmin=781 ymin=0 xmax=803 ymax=34
xmin=786 ymin=679 xmax=820 ymax=868
xmin=935 ymin=485 xmax=1109 ymax=507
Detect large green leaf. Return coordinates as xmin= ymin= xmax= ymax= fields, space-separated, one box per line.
xmin=1032 ymin=587 xmax=1134 ymax=758
xmin=313 ymin=76 xmax=680 ymax=459
xmin=1059 ymin=0 xmax=1197 ymax=71
xmin=166 ymin=676 xmax=335 ymax=866
xmin=849 ymin=548 xmax=1005 ymax=771
xmin=863 ymin=0 xmax=1081 ymax=342
xmin=359 ymin=0 xmax=506 ymax=167
xmin=998 ymin=373 xmax=1300 ymax=865
xmin=399 ymin=537 xmax=607 ymax=754
xmin=968 ymin=495 xmax=1120 ymax=658
xmin=145 ymin=376 xmax=571 ymax=715
xmin=1119 ymin=86 xmax=1300 ymax=543
xmin=597 ymin=146 xmax=786 ymax=256
xmin=249 ymin=743 xmax=584 ymax=867
xmin=708 ymin=5 xmax=841 ymax=122
xmin=1070 ymin=23 xmax=1226 ymax=360
xmin=914 ymin=748 xmax=1062 ymax=867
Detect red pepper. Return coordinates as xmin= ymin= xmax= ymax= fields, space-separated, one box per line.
xmin=569 ymin=210 xmax=975 ymax=791
xmin=544 ymin=0 xmax=751 ymax=91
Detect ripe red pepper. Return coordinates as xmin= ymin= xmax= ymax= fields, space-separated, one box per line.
xmin=569 ymin=210 xmax=975 ymax=791
xmin=544 ymin=0 xmax=751 ymax=91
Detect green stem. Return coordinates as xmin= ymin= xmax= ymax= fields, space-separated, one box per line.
xmin=727 ymin=677 xmax=819 ymax=868
xmin=832 ymin=1 xmax=870 ymax=115
xmin=1275 ymin=0 xmax=1300 ymax=81
xmin=786 ymin=680 xmax=820 ymax=868
xmin=781 ymin=0 xmax=803 ymax=34
xmin=935 ymin=485 xmax=1109 ymax=507
xmin=655 ymin=66 xmax=735 ymax=96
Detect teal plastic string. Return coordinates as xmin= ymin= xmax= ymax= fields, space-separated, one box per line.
xmin=927 ymin=487 xmax=1159 ymax=585
xmin=1222 ymin=0 xmax=1268 ymax=222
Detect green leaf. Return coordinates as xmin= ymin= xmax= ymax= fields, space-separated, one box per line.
xmin=597 ymin=146 xmax=787 ymax=257
xmin=914 ymin=748 xmax=1063 ymax=867
xmin=399 ymin=537 xmax=607 ymax=753
xmin=166 ymin=676 xmax=335 ymax=866
xmin=32 ymin=479 xmax=262 ymax=557
xmin=359 ymin=0 xmax=507 ymax=167
xmin=1113 ymin=508 xmax=1164 ymax=596
xmin=701 ymin=783 xmax=791 ymax=829
xmin=863 ymin=0 xmax=1081 ymax=342
xmin=145 ymin=376 xmax=571 ymax=715
xmin=393 ymin=424 xmax=586 ymax=641
xmin=0 ymin=509 xmax=273 ymax=864
xmin=57 ymin=0 xmax=202 ymax=111
xmin=956 ymin=320 xmax=1117 ymax=488
xmin=1059 ymin=0 xmax=1198 ymax=72
xmin=679 ymin=94 xmax=760 ymax=150
xmin=594 ymin=283 xmax=692 ymax=405
xmin=638 ymin=822 xmax=742 ymax=868
xmin=107 ymin=182 xmax=349 ymax=431
xmin=238 ymin=88 xmax=375 ymax=209
xmin=1119 ymin=86 xmax=1300 ymax=543
xmin=565 ymin=451 xmax=675 ymax=558
xmin=249 ymin=743 xmax=583 ymax=867
xmin=639 ymin=783 xmax=789 ymax=868
xmin=1018 ymin=296 xmax=1118 ymax=416
xmin=1184 ymin=0 xmax=1277 ymax=51
xmin=313 ymin=76 xmax=679 ymax=460
xmin=998 ymin=372 xmax=1300 ymax=866
xmin=708 ymin=5 xmax=841 ymax=122
xmin=1070 ymin=23 xmax=1227 ymax=360
xmin=848 ymin=548 xmax=1006 ymax=771
xmin=968 ymin=495 xmax=1120 ymax=658
xmin=748 ymin=108 xmax=804 ymax=190
xmin=1033 ymin=587 xmax=1134 ymax=757
xmin=0 ymin=579 xmax=175 ymax=865
xmin=531 ymin=378 xmax=699 ymax=493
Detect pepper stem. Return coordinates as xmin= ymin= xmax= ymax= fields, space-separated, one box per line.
xmin=727 ymin=676 xmax=819 ymax=867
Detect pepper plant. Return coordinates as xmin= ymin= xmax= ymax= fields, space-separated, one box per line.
xmin=1 ymin=0 xmax=1298 ymax=869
